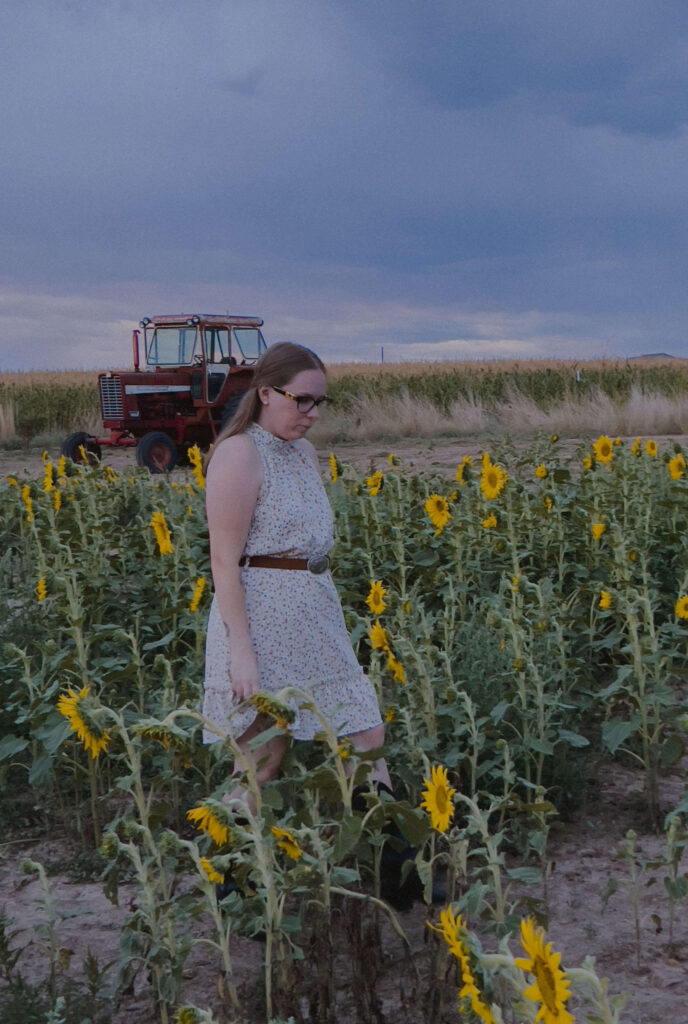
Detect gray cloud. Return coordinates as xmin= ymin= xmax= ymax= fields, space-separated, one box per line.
xmin=0 ymin=0 xmax=687 ymax=370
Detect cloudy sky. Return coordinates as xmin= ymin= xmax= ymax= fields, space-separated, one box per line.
xmin=1 ymin=0 xmax=687 ymax=369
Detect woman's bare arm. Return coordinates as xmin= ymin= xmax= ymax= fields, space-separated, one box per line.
xmin=206 ymin=435 xmax=263 ymax=701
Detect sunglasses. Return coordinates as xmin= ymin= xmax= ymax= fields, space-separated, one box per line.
xmin=271 ymin=386 xmax=331 ymax=414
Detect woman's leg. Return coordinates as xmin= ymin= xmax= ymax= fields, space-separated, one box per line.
xmin=223 ymin=714 xmax=289 ymax=814
xmin=344 ymin=723 xmax=392 ymax=791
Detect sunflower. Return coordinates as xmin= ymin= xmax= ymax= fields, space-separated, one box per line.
xmin=188 ymin=444 xmax=206 ymax=489
xmin=425 ymin=494 xmax=451 ymax=534
xmin=36 ymin=578 xmax=47 ymax=603
xmin=514 ymin=918 xmax=574 ymax=1024
xmin=271 ymin=825 xmax=302 ymax=860
xmin=482 ymin=513 xmax=497 ymax=529
xmin=57 ymin=686 xmax=110 ymax=759
xmin=370 ymin=620 xmax=390 ymax=653
xmin=57 ymin=455 xmax=67 ymax=481
xmin=387 ymin=653 xmax=406 ymax=684
xmin=366 ymin=580 xmax=387 ymax=616
xmin=329 ymin=452 xmax=338 ymax=483
xmin=189 ymin=577 xmax=206 ymax=613
xmin=151 ymin=511 xmax=174 ymax=555
xmin=186 ymin=803 xmax=230 ymax=846
xmin=432 ymin=908 xmax=496 ymax=1024
xmin=420 ymin=765 xmax=456 ymax=834
xmin=535 ymin=464 xmax=547 ymax=479
xmin=385 ymin=708 xmax=395 ymax=723
xmin=366 ymin=471 xmax=384 ymax=496
xmin=544 ymin=496 xmax=553 ymax=512
xmin=668 ymin=453 xmax=686 ymax=480
xmin=645 ymin=439 xmax=658 ymax=457
xmin=53 ymin=489 xmax=62 ymax=511
xmin=455 ymin=464 xmax=467 ymax=486
xmin=248 ymin=692 xmax=295 ymax=730
xmin=592 ymin=435 xmax=613 ymax=464
xmin=43 ymin=462 xmax=54 ymax=493
xmin=480 ymin=454 xmax=508 ymax=500
xmin=599 ymin=590 xmax=611 ymax=610
xmin=591 ymin=522 xmax=606 ymax=540
xmin=630 ymin=437 xmax=641 ymax=456
xmin=21 ymin=485 xmax=34 ymax=523
xmin=675 ymin=595 xmax=688 ymax=620
xmin=200 ymin=857 xmax=224 ymax=885
xmin=582 ymin=454 xmax=592 ymax=471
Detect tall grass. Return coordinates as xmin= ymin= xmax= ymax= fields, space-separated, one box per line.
xmin=3 ymin=359 xmax=688 ymax=445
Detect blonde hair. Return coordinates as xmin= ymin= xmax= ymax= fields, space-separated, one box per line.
xmin=207 ymin=342 xmax=326 ymax=465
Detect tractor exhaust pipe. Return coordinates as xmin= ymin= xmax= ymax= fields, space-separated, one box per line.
xmin=132 ymin=329 xmax=141 ymax=371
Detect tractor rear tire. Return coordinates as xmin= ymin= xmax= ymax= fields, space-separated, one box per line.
xmin=62 ymin=432 xmax=102 ymax=465
xmin=136 ymin=432 xmax=177 ymax=474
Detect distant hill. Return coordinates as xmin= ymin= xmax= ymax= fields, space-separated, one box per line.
xmin=629 ymin=352 xmax=676 ymax=361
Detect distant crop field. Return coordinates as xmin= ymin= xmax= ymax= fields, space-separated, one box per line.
xmin=3 ymin=357 xmax=688 ymax=444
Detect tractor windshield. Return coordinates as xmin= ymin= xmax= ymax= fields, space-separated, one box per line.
xmin=146 ymin=327 xmax=199 ymax=367
xmin=232 ymin=327 xmax=266 ymax=363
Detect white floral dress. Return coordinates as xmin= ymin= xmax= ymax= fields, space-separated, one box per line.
xmin=202 ymin=423 xmax=382 ymax=743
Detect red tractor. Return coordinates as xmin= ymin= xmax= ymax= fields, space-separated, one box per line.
xmin=62 ymin=313 xmax=267 ymax=472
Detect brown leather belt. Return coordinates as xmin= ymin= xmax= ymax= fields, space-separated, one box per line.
xmin=239 ymin=554 xmax=330 ymax=574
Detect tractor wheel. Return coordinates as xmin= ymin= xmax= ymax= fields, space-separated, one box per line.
xmin=61 ymin=432 xmax=102 ymax=465
xmin=136 ymin=432 xmax=177 ymax=474
xmin=220 ymin=389 xmax=249 ymax=429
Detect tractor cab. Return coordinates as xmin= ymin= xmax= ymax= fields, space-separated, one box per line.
xmin=62 ymin=313 xmax=268 ymax=473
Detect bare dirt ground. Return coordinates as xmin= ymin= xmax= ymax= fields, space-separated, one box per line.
xmin=5 ymin=432 xmax=688 ymax=481
xmin=3 ymin=435 xmax=688 ymax=1022
xmin=2 ymin=762 xmax=688 ymax=1023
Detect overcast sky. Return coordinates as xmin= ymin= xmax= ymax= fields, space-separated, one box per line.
xmin=1 ymin=0 xmax=687 ymax=369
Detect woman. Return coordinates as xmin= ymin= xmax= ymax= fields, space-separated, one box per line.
xmin=202 ymin=342 xmax=391 ymax=807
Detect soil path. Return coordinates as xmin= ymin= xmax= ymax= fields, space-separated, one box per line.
xmin=2 ymin=763 xmax=687 ymax=1023
xmin=4 ymin=432 xmax=688 ymax=481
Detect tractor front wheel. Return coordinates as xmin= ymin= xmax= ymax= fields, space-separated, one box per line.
xmin=136 ymin=432 xmax=177 ymax=474
xmin=62 ymin=432 xmax=102 ymax=465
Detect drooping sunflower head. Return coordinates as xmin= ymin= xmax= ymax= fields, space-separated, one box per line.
xmin=57 ymin=686 xmax=110 ymax=759
xmin=425 ymin=494 xmax=451 ymax=533
xmin=366 ymin=579 xmax=387 ymax=616
xmin=645 ymin=439 xmax=658 ymax=457
xmin=631 ymin=437 xmax=641 ymax=456
xmin=369 ymin=620 xmax=390 ymax=653
xmin=329 ymin=452 xmax=338 ymax=483
xmin=247 ymin=692 xmax=295 ymax=730
xmin=200 ymin=857 xmax=224 ymax=885
xmin=592 ymin=435 xmax=614 ymax=464
xmin=420 ymin=764 xmax=457 ymax=834
xmin=151 ymin=511 xmax=174 ymax=555
xmin=591 ymin=522 xmax=606 ymax=540
xmin=366 ymin=471 xmax=384 ymax=496
xmin=514 ymin=918 xmax=574 ymax=1024
xmin=598 ymin=590 xmax=611 ymax=610
xmin=186 ymin=801 xmax=231 ymax=847
xmin=386 ymin=652 xmax=406 ymax=684
xmin=271 ymin=825 xmax=303 ymax=860
xmin=189 ymin=577 xmax=206 ymax=613
xmin=534 ymin=464 xmax=547 ymax=479
xmin=482 ymin=513 xmax=497 ymax=529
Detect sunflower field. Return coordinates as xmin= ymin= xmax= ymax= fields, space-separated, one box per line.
xmin=2 ymin=435 xmax=688 ymax=1024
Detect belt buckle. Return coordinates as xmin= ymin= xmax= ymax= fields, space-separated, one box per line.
xmin=306 ymin=554 xmax=329 ymax=575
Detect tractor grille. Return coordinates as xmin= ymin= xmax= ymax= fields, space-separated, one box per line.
xmin=99 ymin=375 xmax=123 ymax=418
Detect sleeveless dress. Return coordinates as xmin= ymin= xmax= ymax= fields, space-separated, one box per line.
xmin=202 ymin=423 xmax=383 ymax=743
